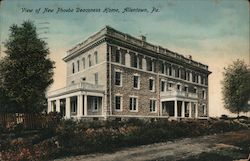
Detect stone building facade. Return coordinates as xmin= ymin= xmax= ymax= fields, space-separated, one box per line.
xmin=47 ymin=26 xmax=212 ymax=120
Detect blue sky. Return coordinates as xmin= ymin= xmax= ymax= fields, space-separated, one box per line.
xmin=0 ymin=0 xmax=249 ymax=116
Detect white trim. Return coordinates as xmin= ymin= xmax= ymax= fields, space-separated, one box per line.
xmin=129 ymin=96 xmax=138 ymax=112
xmin=149 ymin=77 xmax=155 ymax=92
xmin=133 ymin=74 xmax=140 ymax=90
xmin=114 ymin=70 xmax=123 ymax=87
xmin=149 ymin=98 xmax=157 ymax=113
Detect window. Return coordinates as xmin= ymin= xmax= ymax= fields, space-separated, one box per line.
xmin=161 ymin=63 xmax=165 ymax=74
xmin=115 ymin=50 xmax=121 ymax=63
xmin=94 ymin=51 xmax=98 ymax=64
xmin=133 ymin=75 xmax=140 ymax=89
xmin=88 ymin=55 xmax=92 ymax=67
xmin=175 ymin=68 xmax=179 ymax=78
xmin=115 ymin=95 xmax=122 ymax=111
xmin=94 ymin=73 xmax=98 ymax=85
xmin=70 ymin=96 xmax=77 ymax=115
xmin=72 ymin=63 xmax=75 ymax=74
xmin=132 ymin=54 xmax=139 ymax=68
xmin=177 ymin=84 xmax=181 ymax=91
xmin=92 ymin=97 xmax=99 ymax=111
xmin=77 ymin=60 xmax=80 ymax=72
xmin=184 ymin=86 xmax=188 ymax=92
xmin=82 ymin=58 xmax=85 ymax=69
xmin=129 ymin=97 xmax=138 ymax=111
xmin=148 ymin=59 xmax=154 ymax=71
xmin=149 ymin=78 xmax=155 ymax=91
xmin=194 ymin=87 xmax=197 ymax=93
xmin=168 ymin=83 xmax=172 ymax=88
xmin=150 ymin=99 xmax=156 ymax=112
xmin=202 ymin=105 xmax=206 ymax=115
xmin=169 ymin=66 xmax=172 ymax=76
xmin=192 ymin=73 xmax=196 ymax=83
xmin=161 ymin=81 xmax=165 ymax=92
xmin=115 ymin=71 xmax=122 ymax=86
xmin=202 ymin=90 xmax=206 ymax=99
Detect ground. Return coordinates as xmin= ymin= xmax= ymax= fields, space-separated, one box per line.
xmin=53 ymin=130 xmax=250 ymax=161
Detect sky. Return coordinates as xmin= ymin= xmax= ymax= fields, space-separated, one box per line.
xmin=0 ymin=0 xmax=249 ymax=117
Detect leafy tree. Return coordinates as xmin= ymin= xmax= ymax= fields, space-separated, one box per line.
xmin=0 ymin=21 xmax=54 ymax=113
xmin=222 ymin=59 xmax=250 ymax=117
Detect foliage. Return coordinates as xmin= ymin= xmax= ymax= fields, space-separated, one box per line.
xmin=0 ymin=119 xmax=247 ymax=161
xmin=222 ymin=59 xmax=250 ymax=117
xmin=0 ymin=21 xmax=54 ymax=113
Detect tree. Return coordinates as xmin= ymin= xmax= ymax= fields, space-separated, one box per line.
xmin=0 ymin=21 xmax=54 ymax=113
xmin=222 ymin=59 xmax=250 ymax=117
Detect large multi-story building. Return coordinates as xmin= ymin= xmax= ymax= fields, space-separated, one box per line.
xmin=47 ymin=26 xmax=212 ymax=120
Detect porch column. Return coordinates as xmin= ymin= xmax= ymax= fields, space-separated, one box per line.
xmin=56 ymin=99 xmax=60 ymax=112
xmin=77 ymin=95 xmax=83 ymax=117
xmin=174 ymin=100 xmax=178 ymax=118
xmin=181 ymin=101 xmax=185 ymax=118
xmin=65 ymin=97 xmax=71 ymax=118
xmin=189 ymin=102 xmax=192 ymax=118
xmin=47 ymin=100 xmax=52 ymax=113
xmin=84 ymin=95 xmax=88 ymax=116
xmin=195 ymin=103 xmax=198 ymax=118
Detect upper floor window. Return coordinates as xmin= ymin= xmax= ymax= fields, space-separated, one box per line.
xmin=132 ymin=54 xmax=139 ymax=68
xmin=184 ymin=86 xmax=188 ymax=92
xmin=147 ymin=59 xmax=154 ymax=72
xmin=72 ymin=63 xmax=75 ymax=74
xmin=161 ymin=81 xmax=166 ymax=92
xmin=115 ymin=71 xmax=122 ymax=86
xmin=129 ymin=97 xmax=138 ymax=112
xmin=82 ymin=58 xmax=85 ymax=69
xmin=202 ymin=90 xmax=206 ymax=99
xmin=88 ymin=55 xmax=92 ymax=67
xmin=150 ymin=99 xmax=156 ymax=112
xmin=133 ymin=75 xmax=140 ymax=89
xmin=161 ymin=63 xmax=165 ymax=74
xmin=94 ymin=73 xmax=98 ymax=85
xmin=77 ymin=60 xmax=80 ymax=72
xmin=149 ymin=78 xmax=155 ymax=92
xmin=194 ymin=87 xmax=197 ymax=94
xmin=177 ymin=84 xmax=181 ymax=91
xmin=175 ymin=68 xmax=179 ymax=78
xmin=169 ymin=66 xmax=172 ymax=76
xmin=115 ymin=95 xmax=122 ymax=111
xmin=94 ymin=51 xmax=98 ymax=64
xmin=115 ymin=50 xmax=121 ymax=63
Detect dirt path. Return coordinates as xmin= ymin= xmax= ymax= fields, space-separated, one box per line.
xmin=54 ymin=130 xmax=250 ymax=161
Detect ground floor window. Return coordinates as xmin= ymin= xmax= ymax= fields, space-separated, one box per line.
xmin=115 ymin=95 xmax=122 ymax=111
xmin=129 ymin=97 xmax=138 ymax=111
xmin=202 ymin=104 xmax=206 ymax=116
xmin=150 ymin=99 xmax=156 ymax=112
xmin=92 ymin=97 xmax=99 ymax=111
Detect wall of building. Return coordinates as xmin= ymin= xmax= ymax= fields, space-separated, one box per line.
xmin=65 ymin=42 xmax=107 ymax=87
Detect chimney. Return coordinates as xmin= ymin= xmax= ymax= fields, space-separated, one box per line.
xmin=139 ymin=35 xmax=146 ymax=41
